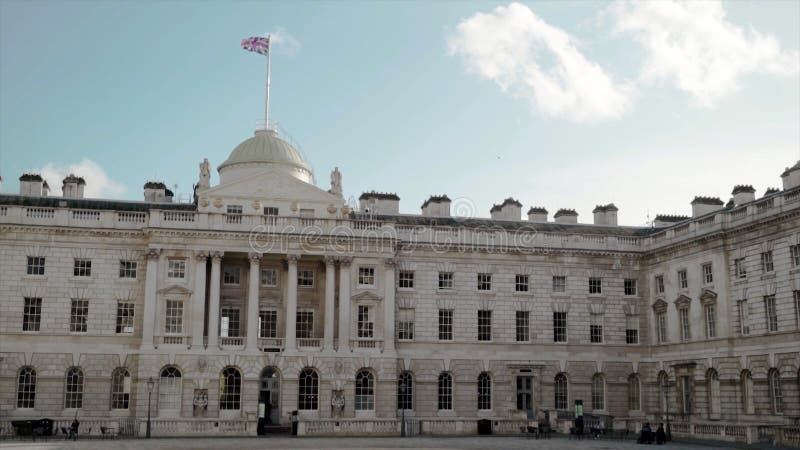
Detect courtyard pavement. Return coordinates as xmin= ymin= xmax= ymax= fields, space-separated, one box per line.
xmin=0 ymin=436 xmax=751 ymax=450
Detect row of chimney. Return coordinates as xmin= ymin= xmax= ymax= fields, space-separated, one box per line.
xmin=13 ymin=173 xmax=173 ymax=203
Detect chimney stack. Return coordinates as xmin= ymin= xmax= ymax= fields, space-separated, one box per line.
xmin=527 ymin=206 xmax=548 ymax=223
xmin=731 ymin=185 xmax=755 ymax=206
xmin=62 ymin=174 xmax=86 ymax=199
xmin=19 ymin=173 xmax=46 ymax=196
xmin=691 ymin=196 xmax=724 ymax=217
xmin=592 ymin=203 xmax=619 ymax=226
xmin=144 ymin=181 xmax=170 ymax=202
xmin=359 ymin=191 xmax=400 ymax=215
xmin=554 ymin=208 xmax=578 ymax=224
xmin=421 ymin=195 xmax=451 ymax=217
xmin=653 ymin=214 xmax=690 ymax=227
xmin=781 ymin=161 xmax=800 ymax=190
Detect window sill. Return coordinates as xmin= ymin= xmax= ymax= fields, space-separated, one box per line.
xmin=397 ymin=288 xmax=416 ymax=293
xmin=477 ymin=291 xmax=496 ymax=296
xmin=23 ymin=275 xmax=47 ymax=281
xmin=357 ymin=285 xmax=376 ymax=290
xmin=588 ymin=294 xmax=606 ymax=299
xmin=436 ymin=289 xmax=457 ymax=295
xmin=552 ymin=292 xmax=569 ymax=297
xmin=760 ymin=273 xmax=776 ymax=280
xmin=436 ymin=410 xmax=456 ymax=418
xmin=512 ymin=291 xmax=533 ymax=297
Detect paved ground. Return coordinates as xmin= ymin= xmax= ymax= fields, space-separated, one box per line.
xmin=0 ymin=436 xmax=749 ymax=450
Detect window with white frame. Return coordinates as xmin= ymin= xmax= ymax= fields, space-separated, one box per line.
xmin=589 ymin=277 xmax=602 ymax=294
xmin=22 ymin=297 xmax=42 ymax=332
xmin=70 ymin=299 xmax=88 ymax=333
xmin=219 ymin=367 xmax=242 ymax=410
xmin=656 ymin=311 xmax=667 ymax=343
xmin=554 ymin=373 xmax=568 ymax=410
xmin=263 ymin=206 xmax=279 ymax=224
xmin=354 ymin=370 xmax=374 ymax=411
xmin=477 ymin=273 xmax=492 ymax=291
xmin=397 ymin=308 xmax=414 ymax=340
xmin=357 ymin=305 xmax=374 ymax=338
xmin=553 ymin=312 xmax=567 ymax=343
xmin=626 ymin=315 xmax=639 ymax=344
xmin=477 ymin=310 xmax=492 ymax=341
xmin=64 ymin=367 xmax=84 ymax=409
xmin=553 ymin=276 xmax=566 ymax=293
xmin=438 ymin=272 xmax=454 ymax=290
xmin=17 ymin=367 xmax=36 ymax=409
xmin=73 ymin=259 xmax=91 ymax=277
xmin=791 ymin=244 xmax=800 ymax=267
xmin=296 ymin=311 xmax=314 ymax=339
xmin=438 ymin=373 xmax=452 ymax=410
xmin=397 ymin=372 xmax=413 ymax=410
xmin=111 ymin=368 xmax=131 ymax=410
xmin=624 ymin=279 xmax=637 ymax=296
xmin=515 ymin=274 xmax=529 ymax=292
xmin=158 ymin=366 xmax=182 ymax=412
xmin=704 ymin=303 xmax=717 ymax=339
xmin=478 ymin=372 xmax=492 ymax=410
xmin=738 ymin=300 xmax=750 ymax=335
xmin=794 ymin=291 xmax=800 ymax=329
xmin=769 ymin=369 xmax=783 ymax=414
xmin=298 ymin=270 xmax=314 ymax=287
xmin=298 ymin=368 xmax=318 ymax=410
xmin=679 ymin=307 xmax=691 ymax=341
xmin=358 ymin=267 xmax=375 ymax=287
xmin=115 ymin=301 xmax=135 ymax=334
xmin=761 ymin=251 xmax=774 ymax=273
xmin=261 ymin=268 xmax=278 ymax=287
xmin=655 ymin=275 xmax=664 ymax=294
xmin=678 ymin=270 xmax=688 ymax=289
xmin=590 ymin=313 xmax=603 ymax=343
xmin=516 ymin=311 xmax=530 ymax=342
xmin=628 ymin=374 xmax=641 ymax=411
xmin=734 ymin=258 xmax=747 ymax=279
xmin=164 ymin=300 xmax=183 ymax=334
xmin=438 ymin=309 xmax=453 ymax=340
xmin=26 ymin=256 xmax=45 ymax=275
xmin=223 ymin=267 xmax=240 ymax=285
xmin=680 ymin=376 xmax=692 ymax=414
xmin=299 ymin=208 xmax=315 ymax=226
xmin=398 ymin=270 xmax=414 ymax=289
xmin=220 ymin=307 xmax=240 ymax=337
xmin=702 ymin=263 xmax=713 ymax=284
xmin=226 ymin=205 xmax=243 ymax=224
xmin=259 ymin=310 xmax=277 ymax=338
xmin=765 ymin=295 xmax=778 ymax=332
xmin=119 ymin=260 xmax=137 ymax=278
xmin=167 ymin=259 xmax=186 ymax=279
xmin=591 ymin=374 xmax=605 ymax=410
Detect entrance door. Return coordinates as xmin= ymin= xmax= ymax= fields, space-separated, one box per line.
xmin=257 ymin=367 xmax=281 ymax=435
xmin=517 ymin=376 xmax=533 ymax=417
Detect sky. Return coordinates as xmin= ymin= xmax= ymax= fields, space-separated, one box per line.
xmin=0 ymin=0 xmax=798 ymax=226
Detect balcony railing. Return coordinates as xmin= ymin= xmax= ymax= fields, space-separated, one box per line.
xmin=154 ymin=335 xmax=190 ymax=348
xmin=258 ymin=337 xmax=283 ymax=351
xmin=351 ymin=338 xmax=383 ymax=351
xmin=297 ymin=338 xmax=321 ymax=349
xmin=219 ymin=336 xmax=244 ymax=348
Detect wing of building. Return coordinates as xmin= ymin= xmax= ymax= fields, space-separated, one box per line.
xmin=1 ymin=129 xmax=799 ymax=443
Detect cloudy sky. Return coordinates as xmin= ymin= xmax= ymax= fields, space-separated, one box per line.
xmin=1 ymin=1 xmax=798 ymax=225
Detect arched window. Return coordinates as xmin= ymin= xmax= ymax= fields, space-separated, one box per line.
xmin=298 ymin=368 xmax=319 ymax=410
xmin=438 ymin=373 xmax=452 ymax=410
xmin=158 ymin=366 xmax=182 ymax=413
xmin=741 ymin=370 xmax=754 ymax=414
xmin=220 ymin=367 xmax=242 ymax=410
xmin=477 ymin=372 xmax=492 ymax=410
xmin=111 ymin=368 xmax=131 ymax=410
xmin=355 ymin=369 xmax=375 ymax=411
xmin=707 ymin=369 xmax=720 ymax=419
xmin=64 ymin=367 xmax=84 ymax=408
xmin=554 ymin=373 xmax=568 ymax=410
xmin=397 ymin=371 xmax=413 ymax=410
xmin=17 ymin=367 xmax=36 ymax=409
xmin=628 ymin=374 xmax=641 ymax=411
xmin=658 ymin=371 xmax=669 ymax=413
xmin=591 ymin=373 xmax=605 ymax=410
xmin=769 ymin=369 xmax=783 ymax=414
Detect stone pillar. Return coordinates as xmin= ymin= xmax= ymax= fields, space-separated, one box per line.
xmin=383 ymin=258 xmax=396 ymax=352
xmin=246 ymin=252 xmax=261 ymax=351
xmin=323 ymin=256 xmax=336 ymax=351
xmin=141 ymin=248 xmax=161 ymax=349
xmin=285 ymin=254 xmax=299 ymax=352
xmin=208 ymin=251 xmax=223 ymax=349
xmin=337 ymin=256 xmax=352 ymax=353
xmin=192 ymin=251 xmax=208 ymax=349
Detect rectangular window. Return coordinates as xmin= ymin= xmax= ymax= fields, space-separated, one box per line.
xmin=791 ymin=245 xmax=800 ymax=267
xmin=261 ymin=268 xmax=278 ymax=287
xmin=795 ymin=291 xmax=800 ymax=329
xmin=702 ymin=263 xmax=713 ymax=284
xmin=357 ymin=305 xmax=374 ymax=338
xmin=761 ymin=251 xmax=774 ymax=273
xmin=22 ymin=297 xmax=42 ymax=332
xmin=438 ymin=272 xmax=454 ymax=290
xmin=655 ymin=275 xmax=664 ymax=294
xmin=738 ymin=300 xmax=750 ymax=335
xmin=477 ymin=273 xmax=492 ymax=291
xmin=590 ymin=313 xmax=603 ymax=343
xmin=477 ymin=310 xmax=492 ymax=341
xmin=398 ymin=270 xmax=414 ymax=289
xmin=438 ymin=309 xmax=453 ymax=340
xmin=259 ymin=310 xmax=277 ymax=338
xmin=704 ymin=303 xmax=716 ymax=339
xmin=299 ymin=208 xmax=315 ymax=226
xmin=735 ymin=258 xmax=747 ymax=279
xmin=164 ymin=300 xmax=183 ymax=334
xmin=73 ymin=259 xmax=91 ymax=277
xmin=298 ymin=270 xmax=314 ymax=287
xmin=358 ymin=267 xmax=375 ymax=286
xmin=263 ymin=206 xmax=279 ymax=225
xmin=26 ymin=256 xmax=45 ymax=275
xmin=70 ymin=299 xmax=88 ymax=333
xmin=624 ymin=279 xmax=637 ymax=296
xmin=516 ymin=311 xmax=530 ymax=342
xmin=681 ymin=376 xmax=692 ymax=414
xmin=553 ymin=312 xmax=567 ymax=343
xmin=220 ymin=307 xmax=240 ymax=337
xmin=226 ymin=205 xmax=243 ymax=223
xmin=167 ymin=259 xmax=186 ymax=279
xmin=679 ymin=308 xmax=691 ymax=342
xmin=397 ymin=308 xmax=414 ymax=340
xmin=678 ymin=270 xmax=688 ymax=289
xmin=223 ymin=267 xmax=240 ymax=285
xmin=626 ymin=315 xmax=639 ymax=344
xmin=515 ymin=274 xmax=529 ymax=292
xmin=589 ymin=277 xmax=602 ymax=294
xmin=296 ymin=311 xmax=314 ymax=339
xmin=656 ymin=311 xmax=667 ymax=344
xmin=765 ymin=295 xmax=778 ymax=332
xmin=119 ymin=260 xmax=137 ymax=279
xmin=115 ymin=302 xmax=135 ymax=334
xmin=552 ymin=276 xmax=566 ymax=293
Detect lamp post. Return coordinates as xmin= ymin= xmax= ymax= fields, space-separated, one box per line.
xmin=146 ymin=377 xmax=155 ymax=438
xmin=399 ymin=382 xmax=407 ymax=437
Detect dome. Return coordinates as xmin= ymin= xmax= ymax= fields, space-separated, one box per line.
xmin=219 ymin=129 xmax=311 ymax=173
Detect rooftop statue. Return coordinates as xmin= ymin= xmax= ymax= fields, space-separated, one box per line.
xmin=198 ymin=158 xmax=211 ymax=189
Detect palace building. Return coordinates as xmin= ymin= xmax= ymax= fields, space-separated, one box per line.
xmin=0 ymin=125 xmax=799 ymax=442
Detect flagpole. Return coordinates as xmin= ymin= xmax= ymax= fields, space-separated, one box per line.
xmin=265 ymin=34 xmax=271 ymax=130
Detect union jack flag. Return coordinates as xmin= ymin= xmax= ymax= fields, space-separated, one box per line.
xmin=241 ymin=36 xmax=270 ymax=56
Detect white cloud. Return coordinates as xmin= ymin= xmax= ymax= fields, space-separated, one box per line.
xmin=447 ymin=2 xmax=633 ymax=123
xmin=38 ymin=159 xmax=125 ymax=199
xmin=270 ymin=27 xmax=301 ymax=56
xmin=610 ymin=0 xmax=800 ymax=107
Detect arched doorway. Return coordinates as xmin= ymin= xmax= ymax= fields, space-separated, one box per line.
xmin=257 ymin=367 xmax=281 ymax=434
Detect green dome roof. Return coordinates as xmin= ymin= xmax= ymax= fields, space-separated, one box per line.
xmin=218 ymin=129 xmax=311 ymax=173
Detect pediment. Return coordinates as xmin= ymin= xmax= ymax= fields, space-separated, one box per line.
xmin=674 ymin=294 xmax=692 ymax=308
xmin=199 ymin=167 xmax=343 ymax=206
xmin=652 ymin=299 xmax=668 ymax=312
xmin=700 ymin=288 xmax=717 ymax=303
xmin=158 ymin=284 xmax=193 ymax=296
xmin=351 ymin=291 xmax=382 ymax=302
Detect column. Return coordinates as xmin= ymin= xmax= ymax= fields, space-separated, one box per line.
xmin=192 ymin=251 xmax=208 ymax=349
xmin=383 ymin=258 xmax=396 ymax=352
xmin=337 ymin=256 xmax=352 ymax=353
xmin=141 ymin=248 xmax=161 ymax=349
xmin=207 ymin=251 xmax=223 ymax=349
xmin=246 ymin=252 xmax=261 ymax=351
xmin=284 ymin=254 xmax=299 ymax=352
xmin=323 ymin=256 xmax=336 ymax=351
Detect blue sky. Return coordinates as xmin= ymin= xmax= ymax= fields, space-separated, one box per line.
xmin=1 ymin=0 xmax=798 ymax=225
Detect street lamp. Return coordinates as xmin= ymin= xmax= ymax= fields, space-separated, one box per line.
xmin=146 ymin=377 xmax=155 ymax=438
xmin=399 ymin=382 xmax=407 ymax=437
